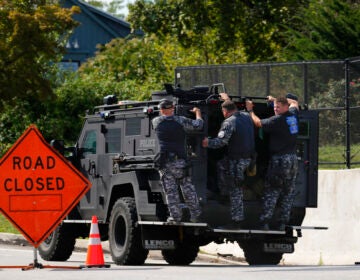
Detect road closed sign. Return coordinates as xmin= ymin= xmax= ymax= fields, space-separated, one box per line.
xmin=0 ymin=125 xmax=91 ymax=247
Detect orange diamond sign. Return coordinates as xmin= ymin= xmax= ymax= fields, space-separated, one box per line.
xmin=0 ymin=125 xmax=91 ymax=247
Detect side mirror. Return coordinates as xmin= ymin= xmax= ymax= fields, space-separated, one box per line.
xmin=50 ymin=139 xmax=65 ymax=155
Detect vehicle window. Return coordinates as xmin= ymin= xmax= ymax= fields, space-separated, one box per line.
xmin=298 ymin=121 xmax=310 ymax=137
xmin=106 ymin=128 xmax=121 ymax=153
xmin=81 ymin=130 xmax=97 ymax=157
xmin=126 ymin=117 xmax=141 ymax=136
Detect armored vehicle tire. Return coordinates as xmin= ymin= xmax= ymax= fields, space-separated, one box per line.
xmin=109 ymin=197 xmax=149 ymax=265
xmin=161 ymin=243 xmax=199 ymax=265
xmin=38 ymin=224 xmax=76 ymax=261
xmin=240 ymin=241 xmax=283 ymax=265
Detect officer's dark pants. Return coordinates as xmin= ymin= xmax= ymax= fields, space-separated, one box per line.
xmin=160 ymin=159 xmax=201 ymax=222
xmin=226 ymin=157 xmax=251 ymax=222
xmin=260 ymin=153 xmax=298 ymax=224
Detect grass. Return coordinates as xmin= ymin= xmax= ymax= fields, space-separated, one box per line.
xmin=0 ymin=215 xmax=19 ymax=234
xmin=319 ymin=144 xmax=360 ymax=169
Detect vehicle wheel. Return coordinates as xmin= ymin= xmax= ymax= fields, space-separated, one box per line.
xmin=240 ymin=241 xmax=283 ymax=265
xmin=108 ymin=197 xmax=149 ymax=265
xmin=162 ymin=243 xmax=199 ymax=265
xmin=38 ymin=224 xmax=76 ymax=261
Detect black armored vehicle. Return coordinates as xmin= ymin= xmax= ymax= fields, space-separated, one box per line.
xmin=39 ymin=79 xmax=321 ymax=265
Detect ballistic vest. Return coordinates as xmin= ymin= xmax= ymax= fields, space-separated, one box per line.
xmin=226 ymin=112 xmax=255 ymax=159
xmin=155 ymin=118 xmax=186 ymax=159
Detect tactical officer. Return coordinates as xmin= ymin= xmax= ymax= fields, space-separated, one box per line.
xmin=246 ymin=94 xmax=299 ymax=231
xmin=202 ymin=99 xmax=255 ymax=229
xmin=152 ymin=99 xmax=203 ymax=223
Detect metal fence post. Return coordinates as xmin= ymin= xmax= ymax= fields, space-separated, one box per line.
xmin=345 ymin=59 xmax=351 ymax=169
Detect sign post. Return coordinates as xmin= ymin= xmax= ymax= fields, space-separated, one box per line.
xmin=0 ymin=125 xmax=91 ymax=269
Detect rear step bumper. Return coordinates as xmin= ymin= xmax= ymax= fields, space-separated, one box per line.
xmin=137 ymin=221 xmax=328 ymax=234
xmin=138 ymin=221 xmax=208 ymax=227
xmin=290 ymin=226 xmax=328 ymax=230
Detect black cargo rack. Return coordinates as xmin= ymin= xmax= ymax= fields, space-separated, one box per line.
xmin=94 ymin=100 xmax=160 ymax=114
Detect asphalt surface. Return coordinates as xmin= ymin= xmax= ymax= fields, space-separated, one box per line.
xmin=0 ymin=233 xmax=245 ymax=265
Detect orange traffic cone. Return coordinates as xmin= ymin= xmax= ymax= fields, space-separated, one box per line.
xmin=82 ymin=216 xmax=110 ymax=268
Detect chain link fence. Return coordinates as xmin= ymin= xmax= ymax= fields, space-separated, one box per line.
xmin=175 ymin=57 xmax=360 ymax=169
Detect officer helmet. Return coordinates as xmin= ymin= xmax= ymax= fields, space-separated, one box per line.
xmin=159 ymin=99 xmax=174 ymax=109
xmin=286 ymin=93 xmax=298 ymax=101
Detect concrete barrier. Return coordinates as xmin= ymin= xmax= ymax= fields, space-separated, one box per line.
xmin=201 ymin=169 xmax=360 ymax=265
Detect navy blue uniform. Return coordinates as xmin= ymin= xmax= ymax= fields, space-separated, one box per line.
xmin=208 ymin=111 xmax=255 ymax=222
xmin=152 ymin=115 xmax=203 ymax=222
xmin=260 ymin=107 xmax=299 ymax=225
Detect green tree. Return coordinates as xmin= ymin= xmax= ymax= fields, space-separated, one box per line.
xmin=0 ymin=35 xmax=175 ymax=152
xmin=128 ymin=0 xmax=243 ymax=64
xmin=0 ymin=67 xmax=103 ymax=156
xmin=107 ymin=0 xmax=125 ymax=18
xmin=84 ymin=0 xmax=125 ymax=18
xmin=128 ymin=0 xmax=309 ymax=63
xmin=78 ymin=36 xmax=171 ymax=100
xmin=84 ymin=0 xmax=104 ymax=7
xmin=234 ymin=0 xmax=310 ymax=62
xmin=284 ymin=0 xmax=360 ymax=60
xmin=0 ymin=1 xmax=79 ymax=155
xmin=0 ymin=0 xmax=79 ymax=105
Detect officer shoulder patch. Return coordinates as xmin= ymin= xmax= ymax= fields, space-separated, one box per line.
xmin=218 ymin=131 xmax=225 ymax=138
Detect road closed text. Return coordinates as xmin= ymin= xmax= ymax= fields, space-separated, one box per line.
xmin=2 ymin=156 xmax=65 ymax=192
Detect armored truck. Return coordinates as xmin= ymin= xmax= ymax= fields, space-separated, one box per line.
xmin=38 ymin=79 xmax=322 ymax=265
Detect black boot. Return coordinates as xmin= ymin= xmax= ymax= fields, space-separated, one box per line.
xmin=180 ymin=208 xmax=191 ymax=222
xmin=258 ymin=220 xmax=270 ymax=230
xmin=260 ymin=223 xmax=270 ymax=231
xmin=277 ymin=223 xmax=286 ymax=231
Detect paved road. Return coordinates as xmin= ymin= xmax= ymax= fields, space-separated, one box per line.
xmin=1 ymin=236 xmax=360 ymax=280
xmin=1 ymin=245 xmax=360 ymax=280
